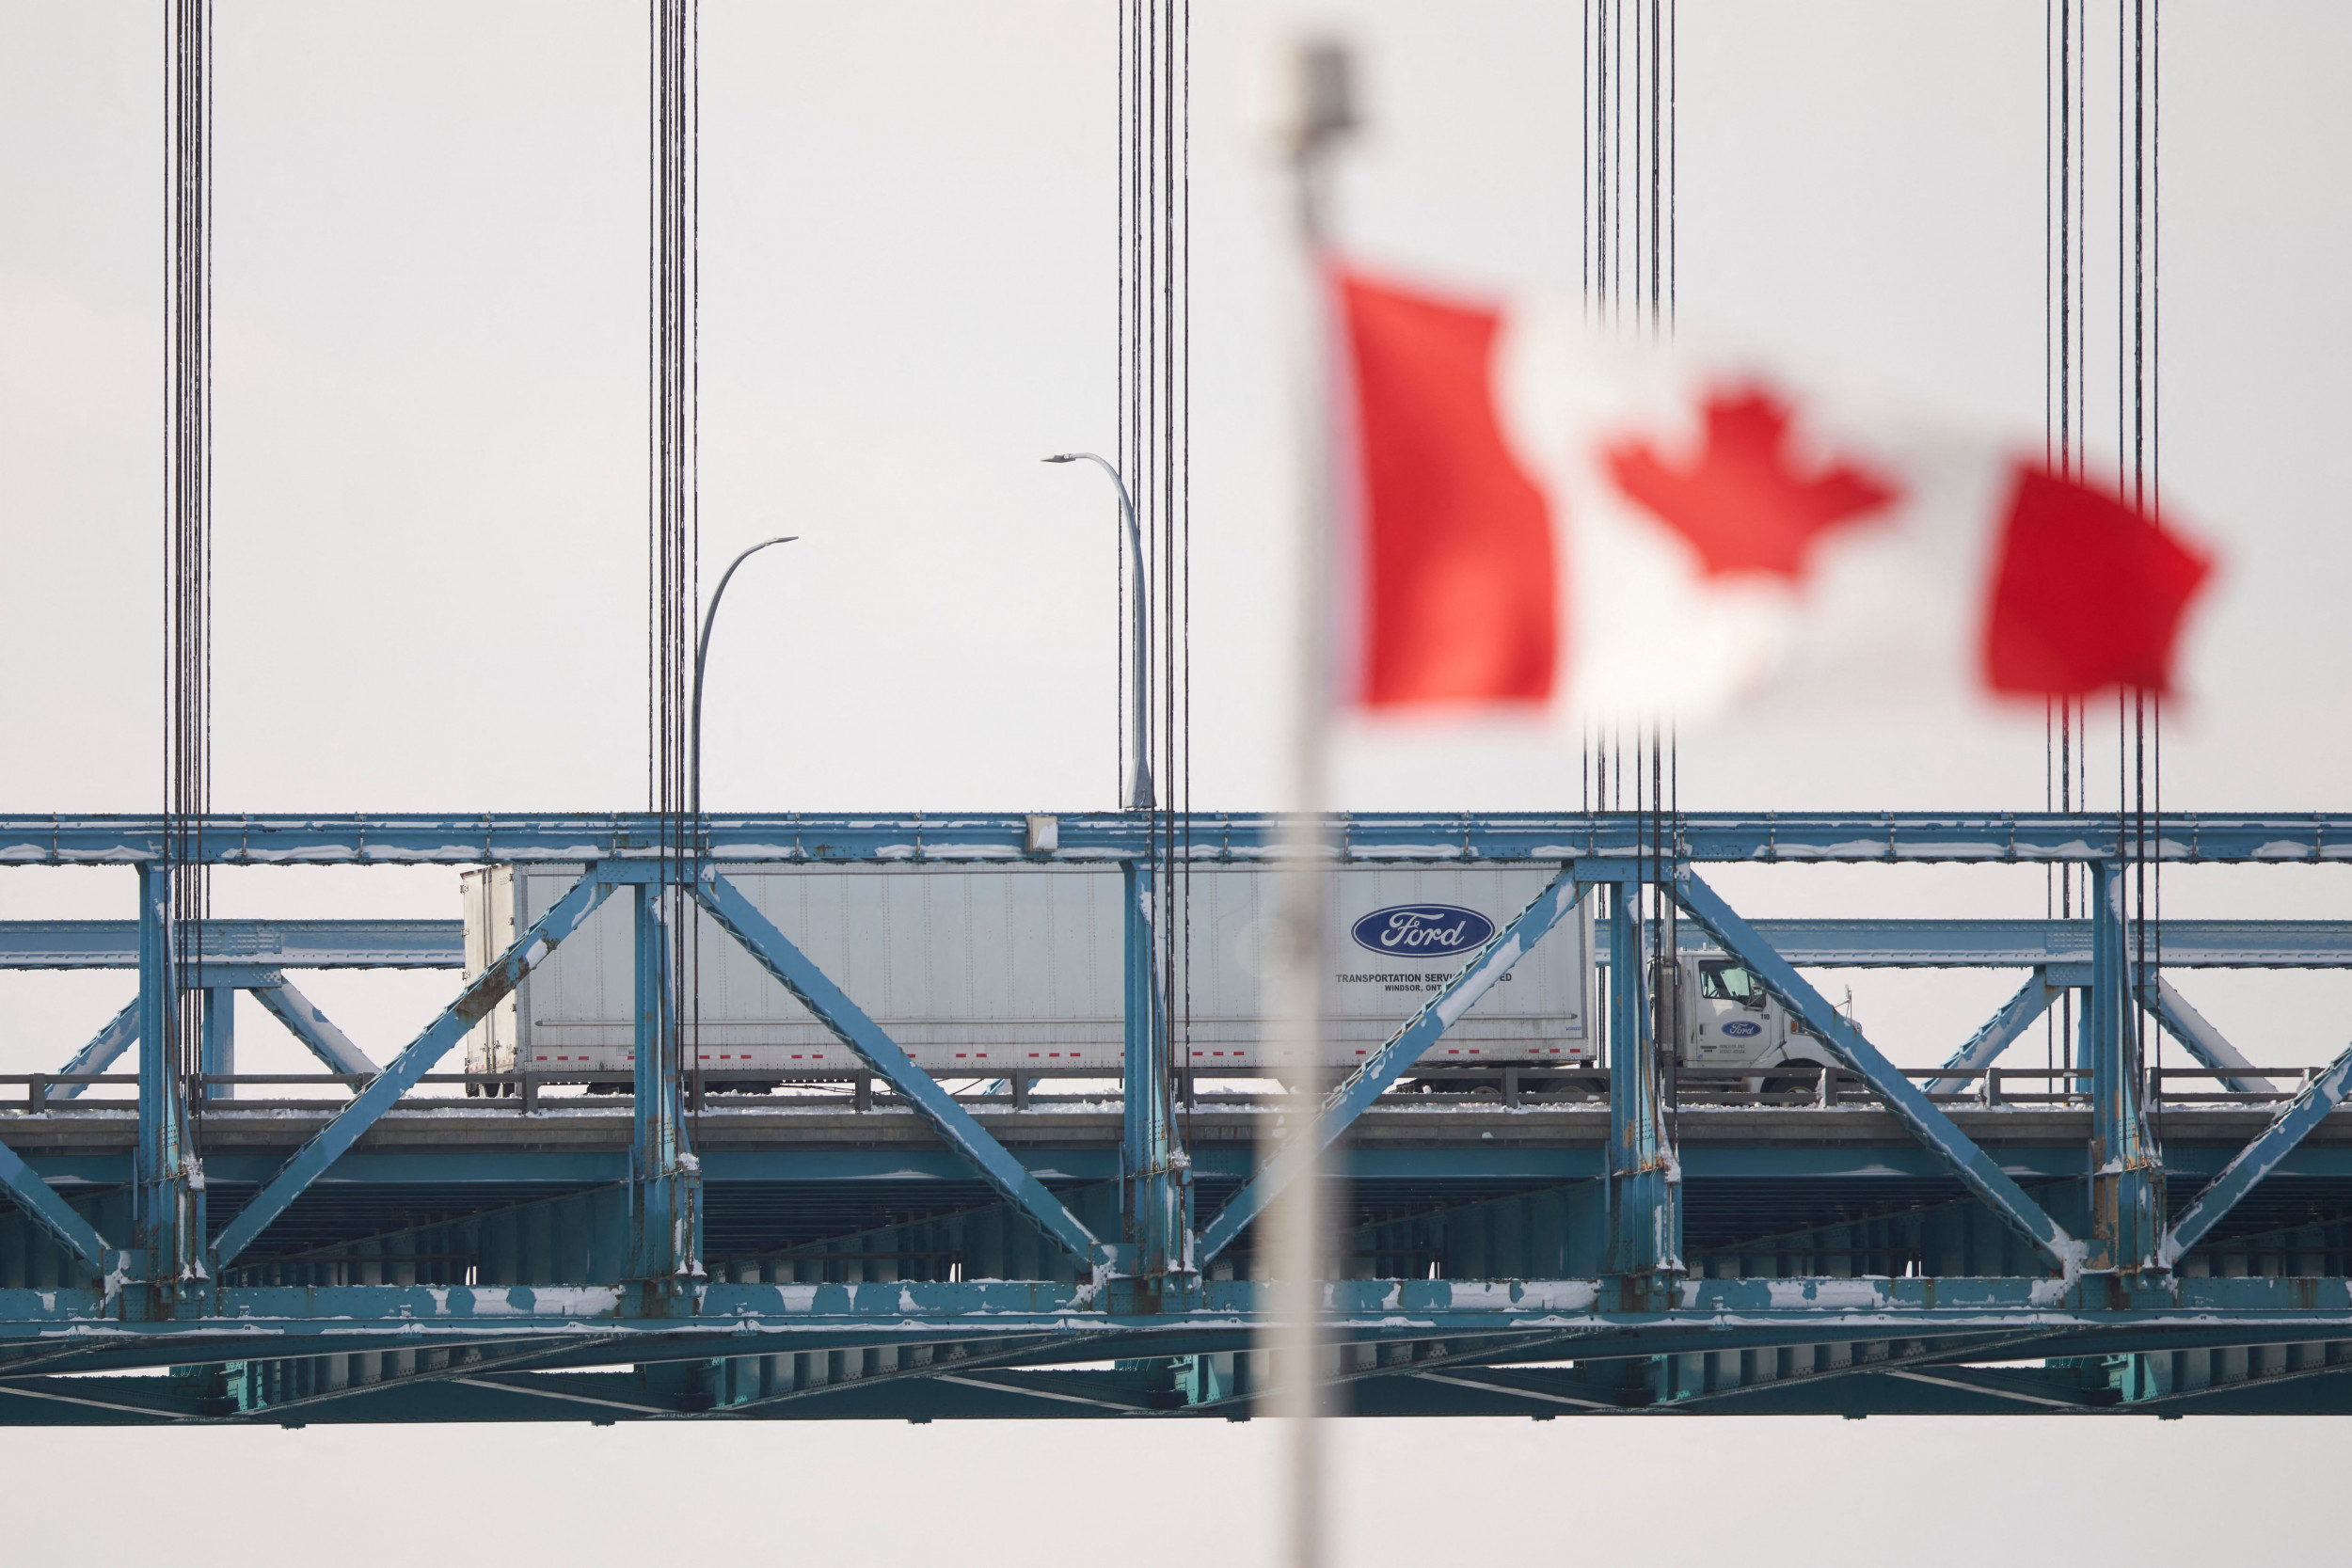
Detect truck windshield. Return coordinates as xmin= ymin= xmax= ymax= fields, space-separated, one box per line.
xmin=1699 ymin=962 xmax=1763 ymax=1002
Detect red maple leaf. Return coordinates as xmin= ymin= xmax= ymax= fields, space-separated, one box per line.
xmin=1603 ymin=386 xmax=1900 ymax=579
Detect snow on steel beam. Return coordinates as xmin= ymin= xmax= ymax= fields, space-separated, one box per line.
xmin=692 ymin=870 xmax=1108 ymax=1273
xmin=1670 ymin=866 xmax=2086 ymax=1275
xmin=210 ymin=870 xmax=620 ymax=1269
xmin=1926 ymin=972 xmax=2063 ymax=1093
xmin=2159 ymin=1039 xmax=2352 ymax=1269
xmin=1195 ymin=870 xmax=1583 ymax=1266
xmin=0 ymin=1138 xmax=108 ymax=1271
xmin=52 ymin=998 xmax=138 ymax=1101
xmin=2 ymin=1275 xmax=2352 ymax=1366
xmin=248 ymin=980 xmax=379 ymax=1078
xmin=2149 ymin=977 xmax=2279 ymax=1096
xmin=0 ymin=918 xmax=463 ymax=968
xmin=4 ymin=812 xmax=2351 ymax=866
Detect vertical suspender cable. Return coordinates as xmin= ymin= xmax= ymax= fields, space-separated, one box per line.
xmin=1598 ymin=0 xmax=1610 ymax=322
xmin=2043 ymin=0 xmax=2057 ymax=1090
xmin=1613 ymin=0 xmax=1624 ymax=327
xmin=1180 ymin=0 xmax=1194 ymax=1115
xmin=1114 ymin=1 xmax=1128 ymax=809
xmin=651 ymin=0 xmax=698 ymax=1122
xmin=1631 ymin=0 xmax=1643 ymax=336
xmin=2150 ymin=0 xmax=2163 ymax=1127
xmin=1115 ymin=0 xmax=1189 ymax=1128
xmin=1647 ymin=0 xmax=1660 ymax=333
xmin=167 ymin=0 xmax=212 ymax=1130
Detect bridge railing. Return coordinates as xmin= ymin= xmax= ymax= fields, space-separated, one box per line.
xmin=0 ymin=1064 xmax=2329 ymax=1116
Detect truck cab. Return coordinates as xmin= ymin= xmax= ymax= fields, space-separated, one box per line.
xmin=1667 ymin=955 xmax=1835 ymax=1076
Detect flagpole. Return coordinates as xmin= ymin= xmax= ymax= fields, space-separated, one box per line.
xmin=1267 ymin=38 xmax=1354 ymax=1568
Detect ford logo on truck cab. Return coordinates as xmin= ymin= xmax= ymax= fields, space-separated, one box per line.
xmin=1350 ymin=904 xmax=1495 ymax=958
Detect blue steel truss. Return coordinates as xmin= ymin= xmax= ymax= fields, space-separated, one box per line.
xmin=0 ymin=810 xmax=2350 ymax=1422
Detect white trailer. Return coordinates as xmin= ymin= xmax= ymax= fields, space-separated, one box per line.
xmin=461 ymin=863 xmax=1595 ymax=1085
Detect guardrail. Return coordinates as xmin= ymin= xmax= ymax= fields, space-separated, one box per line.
xmin=0 ymin=1065 xmax=2336 ymax=1117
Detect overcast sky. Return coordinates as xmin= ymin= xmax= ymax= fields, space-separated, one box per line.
xmin=3 ymin=3 xmax=2348 ymax=1560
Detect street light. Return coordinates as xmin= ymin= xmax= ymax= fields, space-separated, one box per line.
xmin=691 ymin=535 xmax=798 ymax=823
xmin=1043 ymin=452 xmax=1152 ymax=811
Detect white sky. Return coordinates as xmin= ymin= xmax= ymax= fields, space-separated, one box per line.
xmin=2 ymin=4 xmax=2349 ymax=1560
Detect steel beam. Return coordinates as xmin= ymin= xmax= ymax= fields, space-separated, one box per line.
xmin=52 ymin=998 xmax=138 ymax=1101
xmin=1408 ymin=1368 xmax=1626 ymax=1411
xmin=2159 ymin=1037 xmax=2352 ymax=1268
xmin=1605 ymin=877 xmax=1680 ymax=1283
xmin=210 ymin=868 xmax=619 ymax=1270
xmin=7 ymin=811 xmax=2352 ymax=867
xmin=1659 ymin=918 xmax=2352 ymax=969
xmin=691 ymin=869 xmax=1106 ymax=1272
xmin=1669 ymin=865 xmax=2084 ymax=1275
xmin=1880 ymin=1365 xmax=2107 ymax=1408
xmin=2088 ymin=862 xmax=2164 ymax=1273
xmin=1926 ymin=972 xmax=2062 ymax=1093
xmin=18 ymin=913 xmax=2351 ymax=969
xmin=0 ymin=1274 xmax=2344 ymax=1365
xmin=199 ymin=986 xmax=236 ymax=1101
xmin=628 ymin=884 xmax=701 ymax=1289
xmin=0 ymin=1136 xmax=109 ymax=1272
xmin=1119 ymin=860 xmax=1190 ymax=1289
xmin=133 ymin=863 xmax=202 ymax=1286
xmin=0 ymin=918 xmax=463 ymax=969
xmin=21 ymin=1358 xmax=2352 ymax=1423
xmin=2148 ymin=977 xmax=2278 ymax=1095
xmin=247 ymin=980 xmax=378 ymax=1077
xmin=1193 ymin=869 xmax=1582 ymax=1266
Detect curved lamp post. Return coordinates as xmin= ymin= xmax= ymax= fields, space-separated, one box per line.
xmin=1043 ymin=452 xmax=1152 ymax=811
xmin=691 ymin=535 xmax=798 ymax=823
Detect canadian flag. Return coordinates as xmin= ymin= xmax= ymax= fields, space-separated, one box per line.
xmin=1333 ymin=267 xmax=2216 ymax=723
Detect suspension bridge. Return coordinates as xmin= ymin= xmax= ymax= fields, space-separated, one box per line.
xmin=8 ymin=2 xmax=2334 ymax=1428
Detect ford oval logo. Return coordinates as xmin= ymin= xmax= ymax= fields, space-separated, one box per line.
xmin=1350 ymin=904 xmax=1495 ymax=958
xmin=1722 ymin=1021 xmax=1763 ymax=1037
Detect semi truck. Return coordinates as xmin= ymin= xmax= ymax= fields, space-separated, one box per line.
xmin=1665 ymin=953 xmax=1837 ymax=1085
xmin=457 ymin=863 xmax=1833 ymax=1091
xmin=461 ymin=863 xmax=1594 ymax=1089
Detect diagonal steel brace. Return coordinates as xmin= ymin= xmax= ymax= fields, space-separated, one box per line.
xmin=1671 ymin=865 xmax=2084 ymax=1275
xmin=0 ymin=1136 xmax=109 ymax=1272
xmin=1195 ymin=869 xmax=1584 ymax=1266
xmin=1926 ymin=970 xmax=2063 ymax=1094
xmin=249 ymin=979 xmax=380 ymax=1079
xmin=52 ymin=998 xmax=140 ymax=1101
xmin=211 ymin=868 xmax=620 ymax=1270
xmin=692 ymin=869 xmax=1108 ymax=1271
xmin=2159 ymin=1037 xmax=2352 ymax=1268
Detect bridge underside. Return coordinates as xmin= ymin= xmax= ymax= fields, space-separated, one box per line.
xmin=4 ymin=1101 xmax=2352 ymax=1422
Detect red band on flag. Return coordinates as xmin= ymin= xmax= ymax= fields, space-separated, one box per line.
xmin=1339 ymin=271 xmax=1556 ymax=706
xmin=1982 ymin=465 xmax=2214 ymax=697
